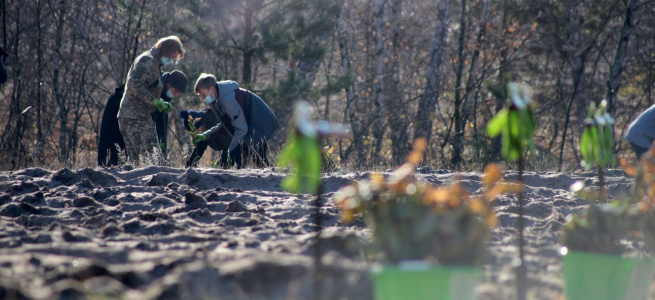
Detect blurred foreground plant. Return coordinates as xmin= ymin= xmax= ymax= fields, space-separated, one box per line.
xmin=333 ymin=138 xmax=518 ymax=265
xmin=560 ymin=100 xmax=626 ymax=254
xmin=486 ymin=82 xmax=536 ymax=162
xmin=579 ymin=100 xmax=616 ymax=202
xmin=486 ymin=82 xmax=536 ymax=300
xmin=560 ymin=198 xmax=629 ymax=255
xmin=620 ymin=147 xmax=655 ymax=252
xmin=278 ymin=101 xmax=348 ymax=194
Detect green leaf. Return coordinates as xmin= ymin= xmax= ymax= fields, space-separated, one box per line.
xmin=278 ymin=133 xmax=322 ymax=195
xmin=487 ymin=108 xmax=508 ymax=138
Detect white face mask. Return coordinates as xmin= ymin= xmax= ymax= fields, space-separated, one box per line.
xmin=203 ymin=94 xmax=216 ymax=104
xmin=161 ymin=57 xmax=174 ymax=66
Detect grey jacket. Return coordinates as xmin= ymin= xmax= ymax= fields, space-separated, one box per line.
xmin=205 ymin=81 xmax=279 ymax=151
xmin=626 ymin=104 xmax=655 ymax=148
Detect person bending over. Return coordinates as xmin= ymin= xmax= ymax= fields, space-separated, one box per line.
xmin=626 ymin=104 xmax=655 ymax=159
xmin=192 ymin=73 xmax=279 ymax=168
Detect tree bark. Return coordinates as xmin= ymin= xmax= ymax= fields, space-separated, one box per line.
xmin=606 ymin=0 xmax=640 ymax=119
xmin=54 ymin=0 xmax=68 ymax=162
xmin=565 ymin=0 xmax=589 ymax=142
xmin=372 ymin=0 xmax=388 ymax=161
xmin=337 ymin=6 xmax=363 ymax=163
xmin=415 ymin=0 xmax=449 ymax=145
xmin=385 ymin=0 xmax=406 ymax=166
xmin=451 ymin=0 xmax=468 ymax=168
xmin=242 ymin=6 xmax=254 ymax=86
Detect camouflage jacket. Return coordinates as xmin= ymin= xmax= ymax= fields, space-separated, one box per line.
xmin=117 ymin=47 xmax=163 ymax=119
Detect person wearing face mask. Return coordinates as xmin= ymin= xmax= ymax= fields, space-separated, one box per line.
xmin=98 ymin=70 xmax=188 ymax=166
xmin=191 ymin=73 xmax=279 ymax=168
xmin=117 ymin=35 xmax=185 ymax=164
xmin=152 ymin=70 xmax=188 ymax=155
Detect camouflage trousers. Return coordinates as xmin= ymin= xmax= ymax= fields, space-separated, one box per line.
xmin=118 ymin=117 xmax=165 ymax=165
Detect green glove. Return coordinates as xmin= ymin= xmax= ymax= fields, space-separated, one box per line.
xmin=153 ymin=99 xmax=168 ymax=112
xmin=164 ymin=101 xmax=174 ymax=113
xmin=192 ymin=133 xmax=207 ymax=145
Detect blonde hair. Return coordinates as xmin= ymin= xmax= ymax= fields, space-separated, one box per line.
xmin=194 ymin=73 xmax=218 ymax=94
xmin=155 ymin=35 xmax=185 ymax=58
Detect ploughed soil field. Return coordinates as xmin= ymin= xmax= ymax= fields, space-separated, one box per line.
xmin=0 ymin=166 xmax=650 ymax=299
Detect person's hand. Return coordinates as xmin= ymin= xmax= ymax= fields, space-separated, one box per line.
xmin=153 ymin=99 xmax=168 ymax=112
xmin=164 ymin=101 xmax=174 ymax=113
xmin=192 ymin=133 xmax=207 ymax=145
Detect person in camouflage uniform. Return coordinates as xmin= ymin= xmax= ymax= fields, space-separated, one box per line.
xmin=117 ymin=35 xmax=185 ymax=164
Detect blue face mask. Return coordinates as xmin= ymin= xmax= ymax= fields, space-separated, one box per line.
xmin=161 ymin=57 xmax=173 ymax=66
xmin=166 ymin=90 xmax=174 ymax=98
xmin=203 ymin=94 xmax=216 ymax=104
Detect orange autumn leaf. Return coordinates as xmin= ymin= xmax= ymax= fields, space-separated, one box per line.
xmin=407 ymin=137 xmax=427 ymax=165
xmin=483 ymin=163 xmax=503 ymax=188
xmin=619 ymin=157 xmax=636 ymax=177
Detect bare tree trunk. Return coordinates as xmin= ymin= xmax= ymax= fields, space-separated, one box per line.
xmin=2 ymin=0 xmax=6 ymax=46
xmin=557 ymin=0 xmax=590 ymax=170
xmin=35 ymin=0 xmax=44 ymax=161
xmin=130 ymin=0 xmax=147 ymax=64
xmin=120 ymin=0 xmax=137 ymax=84
xmin=565 ymin=0 xmax=589 ymax=141
xmin=463 ymin=0 xmax=490 ymax=144
xmin=388 ymin=0 xmax=407 ymax=165
xmin=451 ymin=0 xmax=468 ymax=168
xmin=415 ymin=0 xmax=449 ymax=145
xmin=337 ymin=7 xmax=363 ymax=163
xmin=54 ymin=0 xmax=68 ymax=162
xmin=372 ymin=0 xmax=387 ymax=161
xmin=490 ymin=0 xmax=511 ymax=161
xmin=607 ymin=0 xmax=640 ymax=119
xmin=2 ymin=1 xmax=24 ymax=168
xmin=242 ymin=6 xmax=254 ymax=86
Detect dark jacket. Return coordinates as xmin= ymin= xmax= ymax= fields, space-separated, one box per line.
xmin=152 ymin=73 xmax=171 ymax=152
xmin=182 ymin=108 xmax=231 ymax=168
xmin=181 ymin=109 xmax=230 ymax=151
xmin=98 ymin=85 xmax=127 ymax=166
xmin=0 ymin=57 xmax=7 ymax=84
xmin=98 ymin=74 xmax=173 ymax=166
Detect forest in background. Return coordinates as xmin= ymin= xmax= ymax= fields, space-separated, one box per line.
xmin=0 ymin=0 xmax=653 ymax=171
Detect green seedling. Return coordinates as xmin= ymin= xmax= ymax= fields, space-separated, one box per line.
xmin=278 ymin=101 xmax=348 ymax=195
xmin=187 ymin=115 xmax=202 ymax=139
xmin=580 ymin=100 xmax=615 ymax=169
xmin=486 ymin=82 xmax=536 ymax=300
xmin=579 ymin=100 xmax=615 ymax=202
xmin=278 ymin=100 xmax=348 ymax=300
xmin=487 ymin=82 xmax=536 ymax=162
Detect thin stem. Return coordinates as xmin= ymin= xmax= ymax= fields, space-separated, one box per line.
xmin=517 ymin=155 xmax=527 ymax=300
xmin=314 ymin=182 xmax=323 ymax=300
xmin=598 ymin=166 xmax=606 ymax=203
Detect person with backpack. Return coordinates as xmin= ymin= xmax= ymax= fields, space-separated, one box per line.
xmin=117 ymin=35 xmax=185 ymax=164
xmin=191 ymin=73 xmax=279 ymax=168
xmin=626 ymin=104 xmax=655 ymax=159
xmin=98 ymin=70 xmax=188 ymax=166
